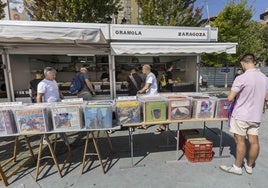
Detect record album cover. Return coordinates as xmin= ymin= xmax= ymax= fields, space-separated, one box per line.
xmin=192 ymin=99 xmax=216 ymax=119
xmin=14 ymin=108 xmax=49 ymax=134
xmin=116 ymin=100 xmax=140 ymax=124
xmin=0 ymin=110 xmax=17 ymax=136
xmin=144 ymin=101 xmax=166 ymax=122
xmin=168 ymin=98 xmax=192 ymax=120
xmin=84 ymin=105 xmax=113 ymax=130
xmin=51 ymin=106 xmax=82 ymax=130
xmin=215 ymin=98 xmax=231 ymax=118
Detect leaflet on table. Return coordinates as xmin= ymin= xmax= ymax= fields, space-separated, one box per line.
xmin=160 ymin=92 xmax=186 ymax=98
xmin=84 ymin=100 xmax=115 ymax=106
xmin=61 ymin=98 xmax=83 ymax=104
xmin=206 ymin=92 xmax=228 ymax=98
xmin=137 ymin=94 xmax=164 ymax=102
xmin=181 ymin=92 xmax=210 ymax=98
xmin=0 ymin=102 xmax=23 ymax=107
xmin=117 ymin=96 xmax=137 ymax=101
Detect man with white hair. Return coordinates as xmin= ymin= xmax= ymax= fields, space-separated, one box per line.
xmin=37 ymin=67 xmax=63 ymax=103
xmin=37 ymin=67 xmax=75 ymax=144
xmin=137 ymin=64 xmax=158 ymax=95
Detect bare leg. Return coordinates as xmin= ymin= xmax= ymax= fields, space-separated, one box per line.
xmin=247 ymin=134 xmax=259 ymax=167
xmin=234 ymin=134 xmax=246 ymax=168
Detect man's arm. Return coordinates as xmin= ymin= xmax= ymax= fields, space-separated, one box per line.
xmin=29 ymin=88 xmax=33 ymax=98
xmin=138 ymin=83 xmax=150 ymax=94
xmin=265 ymin=93 xmax=268 ymax=101
xmin=36 ymin=93 xmax=43 ymax=103
xmin=59 ymin=90 xmax=64 ymax=100
xmin=85 ymin=79 xmax=96 ymax=95
xmin=227 ymin=90 xmax=238 ymax=102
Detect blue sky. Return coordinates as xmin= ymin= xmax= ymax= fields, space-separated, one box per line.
xmin=195 ymin=0 xmax=268 ymax=21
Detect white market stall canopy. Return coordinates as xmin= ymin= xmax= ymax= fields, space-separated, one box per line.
xmin=110 ymin=42 xmax=237 ymax=55
xmin=109 ymin=24 xmax=237 ymax=55
xmin=0 ymin=21 xmax=237 ymax=55
xmin=0 ymin=21 xmax=110 ymax=54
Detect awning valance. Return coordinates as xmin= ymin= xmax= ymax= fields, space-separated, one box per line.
xmin=111 ymin=42 xmax=237 ymax=55
xmin=0 ymin=21 xmax=108 ymax=44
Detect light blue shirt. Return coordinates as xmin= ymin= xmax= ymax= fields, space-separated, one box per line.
xmin=37 ymin=79 xmax=60 ymax=103
xmin=231 ymin=68 xmax=268 ymax=122
xmin=145 ymin=72 xmax=158 ymax=95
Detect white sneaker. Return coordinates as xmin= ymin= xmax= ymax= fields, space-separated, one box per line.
xmin=219 ymin=164 xmax=243 ymax=175
xmin=244 ymin=162 xmax=253 ymax=174
xmin=107 ymin=130 xmax=115 ymax=134
xmin=67 ymin=137 xmax=76 ymax=145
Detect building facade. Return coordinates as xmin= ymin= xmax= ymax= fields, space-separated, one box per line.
xmin=260 ymin=8 xmax=268 ymax=23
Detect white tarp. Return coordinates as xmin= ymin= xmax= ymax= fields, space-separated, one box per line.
xmin=0 ymin=21 xmax=108 ymax=44
xmin=111 ymin=42 xmax=237 ymax=55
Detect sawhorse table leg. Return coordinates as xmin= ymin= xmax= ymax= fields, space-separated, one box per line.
xmin=0 ymin=164 xmax=8 ymax=186
xmin=0 ymin=135 xmax=35 ymax=187
xmin=82 ymin=131 xmax=113 ymax=174
xmin=35 ymin=133 xmax=71 ymax=181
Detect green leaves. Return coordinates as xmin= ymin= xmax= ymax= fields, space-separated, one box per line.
xmin=136 ymin=0 xmax=202 ymax=26
xmin=0 ymin=1 xmax=6 ymax=19
xmin=24 ymin=0 xmax=122 ymax=23
xmin=202 ymin=0 xmax=267 ymax=66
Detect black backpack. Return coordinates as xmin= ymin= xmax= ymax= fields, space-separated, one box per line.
xmin=69 ymin=73 xmax=84 ymax=94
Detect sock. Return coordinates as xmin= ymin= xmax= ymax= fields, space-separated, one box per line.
xmin=233 ymin=164 xmax=241 ymax=170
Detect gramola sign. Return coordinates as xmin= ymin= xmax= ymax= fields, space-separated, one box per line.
xmin=110 ymin=24 xmax=217 ymax=42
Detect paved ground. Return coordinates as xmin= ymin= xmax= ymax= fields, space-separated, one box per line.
xmin=1 ymin=111 xmax=268 ymax=188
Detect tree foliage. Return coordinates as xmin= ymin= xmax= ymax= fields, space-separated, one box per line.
xmin=25 ymin=0 xmax=122 ymax=23
xmin=136 ymin=0 xmax=202 ymax=26
xmin=0 ymin=1 xmax=6 ymax=19
xmin=259 ymin=24 xmax=268 ymax=63
xmin=201 ymin=0 xmax=266 ymax=67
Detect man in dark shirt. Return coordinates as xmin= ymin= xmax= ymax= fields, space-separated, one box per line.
xmin=100 ymin=66 xmax=109 ymax=82
xmin=29 ymin=70 xmax=43 ymax=103
xmin=125 ymin=68 xmax=143 ymax=96
xmin=77 ymin=67 xmax=96 ymax=100
xmin=165 ymin=64 xmax=177 ymax=92
xmin=234 ymin=68 xmax=243 ymax=79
